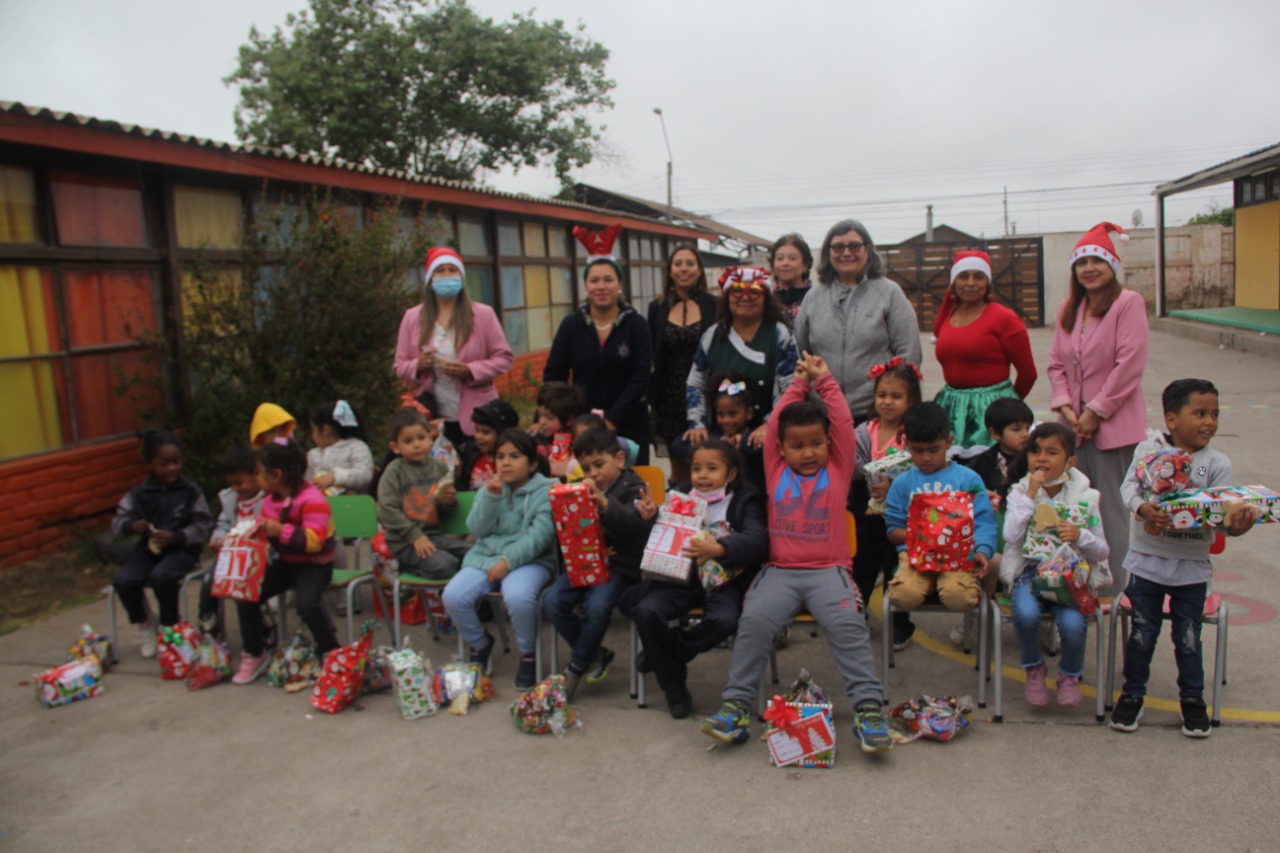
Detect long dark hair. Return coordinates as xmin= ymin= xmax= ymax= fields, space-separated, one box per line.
xmin=310 ymin=401 xmax=367 ymax=442
xmin=660 ymin=243 xmax=707 ymax=302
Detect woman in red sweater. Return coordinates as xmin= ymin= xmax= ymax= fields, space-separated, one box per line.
xmin=933 ymin=250 xmax=1037 ymax=447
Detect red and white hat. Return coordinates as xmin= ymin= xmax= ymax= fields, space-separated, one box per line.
xmin=718 ymin=265 xmax=773 ymax=293
xmin=425 ymin=246 xmax=465 ymax=282
xmin=949 ymin=249 xmax=992 ymax=284
xmin=1069 ymin=222 xmax=1128 ymax=274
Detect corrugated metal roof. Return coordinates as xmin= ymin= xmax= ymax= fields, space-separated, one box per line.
xmin=1155 ymin=140 xmax=1280 ymax=197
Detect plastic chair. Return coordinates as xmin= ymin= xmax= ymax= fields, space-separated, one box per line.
xmin=455 ymin=584 xmax=552 ymax=683
xmin=326 ymin=495 xmax=394 ymax=644
xmin=392 ymin=491 xmax=478 ymax=647
xmin=633 ymin=465 xmax=666 ymax=505
xmin=107 ymin=562 xmax=209 ymax=664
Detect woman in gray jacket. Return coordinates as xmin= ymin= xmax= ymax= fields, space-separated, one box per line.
xmin=795 ymin=220 xmax=922 ymax=422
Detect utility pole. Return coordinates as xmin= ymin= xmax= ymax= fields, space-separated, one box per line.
xmin=1003 ymin=186 xmax=1009 ymax=237
xmin=654 ymin=107 xmax=673 ymax=221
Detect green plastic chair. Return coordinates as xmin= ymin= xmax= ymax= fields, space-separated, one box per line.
xmin=393 ymin=491 xmax=477 ymax=646
xmin=327 ymin=494 xmax=393 ymax=644
xmin=439 ymin=490 xmax=477 ymax=537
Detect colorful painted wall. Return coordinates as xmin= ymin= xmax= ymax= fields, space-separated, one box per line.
xmin=1234 ymin=202 xmax=1280 ymax=310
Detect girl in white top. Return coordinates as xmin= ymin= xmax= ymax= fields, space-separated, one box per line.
xmin=306 ymin=400 xmax=375 ymax=495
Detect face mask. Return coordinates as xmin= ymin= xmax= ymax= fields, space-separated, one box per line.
xmin=431 ymin=276 xmax=464 ymax=299
xmin=1043 ymin=467 xmax=1071 ymax=488
xmin=693 ymin=486 xmax=727 ymax=504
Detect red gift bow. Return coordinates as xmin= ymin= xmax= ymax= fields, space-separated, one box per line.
xmin=666 ymin=494 xmax=701 ymax=516
xmin=764 ymin=696 xmax=825 ymax=755
xmin=867 ymin=356 xmax=923 ymax=381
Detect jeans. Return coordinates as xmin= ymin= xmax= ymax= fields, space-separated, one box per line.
xmin=112 ymin=548 xmax=198 ymax=626
xmin=1121 ymin=574 xmax=1206 ymax=701
xmin=237 ymin=560 xmax=337 ymax=657
xmin=441 ymin=563 xmax=551 ymax=656
xmin=1010 ymin=565 xmax=1088 ymax=677
xmin=542 ymin=571 xmax=635 ymax=671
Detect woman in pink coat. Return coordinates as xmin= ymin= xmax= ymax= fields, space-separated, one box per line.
xmin=394 ymin=247 xmax=513 ymax=445
xmin=1048 ymin=222 xmax=1148 ymax=593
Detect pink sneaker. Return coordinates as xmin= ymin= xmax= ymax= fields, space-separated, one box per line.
xmin=232 ymin=653 xmax=270 ymax=685
xmin=1024 ymin=663 xmax=1049 ymax=707
xmin=1057 ymin=673 xmax=1083 ymax=706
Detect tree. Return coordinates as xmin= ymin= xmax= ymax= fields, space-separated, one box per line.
xmin=1186 ymin=202 xmax=1234 ymax=227
xmin=226 ymin=0 xmax=615 ymax=184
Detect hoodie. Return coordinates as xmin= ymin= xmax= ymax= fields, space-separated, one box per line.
xmin=461 ymin=473 xmax=558 ymax=574
xmin=250 ymin=402 xmax=296 ymax=447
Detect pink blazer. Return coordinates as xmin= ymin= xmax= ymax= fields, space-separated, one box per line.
xmin=394 ymin=302 xmax=513 ymax=436
xmin=1047 ymin=287 xmax=1149 ymax=451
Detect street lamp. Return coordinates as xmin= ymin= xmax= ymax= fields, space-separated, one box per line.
xmin=653 ymin=107 xmax=673 ymax=222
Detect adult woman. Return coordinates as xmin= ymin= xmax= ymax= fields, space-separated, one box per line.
xmin=394 ymin=247 xmax=513 ymax=446
xmin=544 ymin=225 xmax=653 ymax=464
xmin=1048 ymin=222 xmax=1148 ymax=594
xmin=769 ymin=233 xmax=814 ymax=320
xmin=795 ymin=219 xmax=922 ymax=421
xmin=684 ymin=266 xmax=799 ymax=448
xmin=648 ymin=244 xmax=718 ymax=483
xmin=933 ymin=250 xmax=1038 ymax=446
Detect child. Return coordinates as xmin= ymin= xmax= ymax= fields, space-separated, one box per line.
xmin=306 ymin=400 xmax=375 ymax=495
xmin=962 ymin=397 xmax=1034 ymax=508
xmin=563 ymin=412 xmax=639 ymax=482
xmin=542 ymin=427 xmax=654 ymax=698
xmin=378 ymin=409 xmax=471 ymax=580
xmin=197 ymin=443 xmax=266 ymax=634
xmin=620 ymin=438 xmax=767 ymax=719
xmin=532 ymin=381 xmax=586 ymax=453
xmin=380 ymin=391 xmax=459 ymax=475
xmin=884 ymin=402 xmax=998 ymax=613
xmin=442 ymin=430 xmax=557 ymax=689
xmin=1110 ymin=379 xmax=1256 ymax=737
xmin=232 ymin=439 xmax=340 ymax=684
xmin=852 ymin=357 xmax=922 ymax=650
xmin=455 ymin=398 xmax=520 ymax=491
xmin=704 ymin=371 xmax=765 ymax=493
xmin=111 ymin=431 xmax=214 ymax=657
xmin=701 ymin=354 xmax=893 ymax=752
xmin=250 ymin=402 xmax=295 ymax=447
xmin=1001 ymin=423 xmax=1109 ymax=707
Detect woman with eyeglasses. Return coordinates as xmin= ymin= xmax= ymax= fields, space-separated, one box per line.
xmin=683 ymin=266 xmax=799 ymax=450
xmin=795 ymin=220 xmax=922 ymax=422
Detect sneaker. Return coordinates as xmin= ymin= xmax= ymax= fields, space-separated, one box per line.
xmin=232 ymin=653 xmax=271 ymax=685
xmin=853 ymin=701 xmax=894 ymax=752
xmin=1180 ymin=698 xmax=1211 ymax=738
xmin=199 ymin=612 xmax=220 ymax=636
xmin=586 ymin=647 xmax=615 ymax=684
xmin=1056 ymin=673 xmax=1082 ymax=706
xmin=1024 ymin=663 xmax=1049 ymax=707
xmin=700 ymin=701 xmax=750 ymax=744
xmin=469 ymin=631 xmax=496 ymax=675
xmin=948 ymin=610 xmax=979 ymax=649
xmin=892 ymin=621 xmax=916 ymax=651
xmin=562 ymin=664 xmax=584 ymax=701
xmin=1040 ymin=620 xmax=1060 ymax=656
xmin=1109 ymin=694 xmax=1144 ymax=732
xmin=514 ymin=654 xmax=537 ymax=690
xmin=635 ymin=650 xmax=652 ymax=674
xmin=664 ymin=683 xmax=694 ymax=720
xmin=135 ymin=622 xmax=157 ymax=659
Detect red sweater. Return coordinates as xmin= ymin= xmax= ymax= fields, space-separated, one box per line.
xmin=934 ymin=303 xmax=1037 ymax=398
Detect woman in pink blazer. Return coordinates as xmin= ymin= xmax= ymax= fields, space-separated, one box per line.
xmin=1048 ymin=222 xmax=1148 ymax=593
xmin=394 ymin=247 xmax=513 ymax=443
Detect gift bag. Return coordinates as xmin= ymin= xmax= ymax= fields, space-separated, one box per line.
xmin=432 ymin=662 xmax=495 ymax=716
xmin=186 ymin=636 xmax=233 ymax=691
xmin=864 ymin=447 xmax=915 ymax=515
xmin=641 ymin=492 xmax=707 ymax=584
xmin=35 ymin=655 xmax=105 ymax=708
xmin=388 ymin=646 xmax=438 ymax=720
xmin=210 ymin=520 xmax=268 ymax=603
xmin=67 ymin=624 xmax=112 ymax=669
xmin=510 ymin=674 xmax=581 ymax=737
xmin=906 ymin=490 xmax=976 ymax=572
xmin=268 ymin=632 xmax=319 ymax=691
xmin=889 ymin=694 xmax=973 ymax=742
xmin=311 ymin=631 xmax=373 ymax=714
xmin=550 ymin=484 xmax=610 ymax=588
xmin=157 ymin=621 xmax=204 ymax=680
xmin=1032 ymin=543 xmax=1101 ymax=616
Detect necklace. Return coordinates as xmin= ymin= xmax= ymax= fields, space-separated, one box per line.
xmin=949 ymin=305 xmax=984 ymax=327
xmin=593 ymin=321 xmax=614 ymax=330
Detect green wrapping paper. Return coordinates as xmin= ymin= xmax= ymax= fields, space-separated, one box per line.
xmin=388 ymin=647 xmax=438 ymax=720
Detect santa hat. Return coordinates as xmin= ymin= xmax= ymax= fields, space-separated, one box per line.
xmin=425 ymin=246 xmax=465 ymax=283
xmin=933 ymin=250 xmax=993 ymax=337
xmin=573 ymin=224 xmax=625 ymax=281
xmin=718 ymin=265 xmax=773 ymax=293
xmin=1069 ymin=222 xmax=1129 ymax=275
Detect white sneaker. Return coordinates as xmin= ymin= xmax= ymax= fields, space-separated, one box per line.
xmin=135 ymin=622 xmax=157 ymax=659
xmin=948 ymin=610 xmax=979 ymax=649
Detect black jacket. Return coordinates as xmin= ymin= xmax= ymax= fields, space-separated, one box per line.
xmin=111 ymin=474 xmax=214 ymax=556
xmin=960 ymin=443 xmax=1019 ymax=501
xmin=647 ymin=290 xmax=718 ymax=395
xmin=600 ymin=468 xmax=657 ymax=581
xmin=672 ymin=481 xmax=768 ymax=588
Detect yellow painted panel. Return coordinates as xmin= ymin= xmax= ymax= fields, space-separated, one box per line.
xmin=174 ymin=185 xmax=242 ymax=249
xmin=1235 ymin=202 xmax=1280 ymax=310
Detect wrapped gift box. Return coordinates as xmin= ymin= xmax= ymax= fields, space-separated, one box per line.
xmin=1159 ymin=485 xmax=1280 ymax=529
xmin=157 ymin=622 xmax=204 ymax=680
xmin=763 ymin=698 xmax=836 ymax=769
xmin=35 ymin=656 xmax=105 ymax=708
xmin=388 ymin=647 xmax=437 ymax=719
xmin=550 ymin=484 xmax=609 ymax=588
xmin=906 ymin=490 xmax=975 ymax=572
xmin=641 ymin=492 xmax=706 ymax=585
xmin=1023 ymin=500 xmax=1098 ymax=560
xmin=311 ymin=631 xmax=372 ymax=714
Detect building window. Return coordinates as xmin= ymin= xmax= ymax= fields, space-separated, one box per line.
xmin=174 ymin=185 xmax=243 ymax=249
xmin=0 ymin=166 xmax=41 ymax=243
xmin=497 ymin=219 xmax=522 ymax=256
xmin=458 ymin=213 xmax=490 ymax=256
xmin=51 ymin=170 xmax=150 ymax=247
xmin=628 ymin=232 xmax=667 ymax=307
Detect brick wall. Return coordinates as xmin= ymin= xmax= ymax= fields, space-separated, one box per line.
xmin=0 ymin=437 xmax=146 ymax=568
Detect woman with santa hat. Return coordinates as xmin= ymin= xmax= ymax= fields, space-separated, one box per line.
xmin=1048 ymin=222 xmax=1149 ymax=592
xmin=394 ymin=246 xmax=513 ymax=446
xmin=932 ymin=249 xmax=1038 ymax=447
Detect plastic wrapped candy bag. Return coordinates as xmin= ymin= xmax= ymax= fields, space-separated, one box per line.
xmin=510 ymin=675 xmax=581 ymax=737
xmin=67 ymin=624 xmax=113 ymax=669
xmin=889 ymin=694 xmax=973 ymax=742
xmin=268 ymin=632 xmax=319 ymax=692
xmin=156 ymin=622 xmax=203 ymax=680
xmin=363 ymin=645 xmax=396 ymax=694
xmin=1032 ymin=542 xmax=1104 ymax=616
xmin=433 ymin=662 xmax=495 ymax=716
xmin=1134 ymin=446 xmax=1193 ymax=501
xmin=186 ymin=636 xmax=233 ymax=691
xmin=786 ymin=668 xmax=830 ymax=705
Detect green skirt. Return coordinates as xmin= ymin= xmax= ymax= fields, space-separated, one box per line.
xmin=935 ymin=380 xmax=1018 ymax=448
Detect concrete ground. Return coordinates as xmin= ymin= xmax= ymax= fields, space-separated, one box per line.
xmin=3 ymin=325 xmax=1279 ymax=852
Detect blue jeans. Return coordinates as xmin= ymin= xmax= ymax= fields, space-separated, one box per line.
xmin=1011 ymin=565 xmax=1088 ymax=677
xmin=441 ymin=564 xmax=551 ymax=656
xmin=1121 ymin=574 xmax=1206 ymax=701
xmin=542 ymin=571 xmax=635 ymax=671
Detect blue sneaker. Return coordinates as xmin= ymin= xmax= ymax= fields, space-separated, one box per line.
xmin=853 ymin=701 xmax=894 ymax=752
xmin=586 ymin=646 xmax=615 ymax=685
xmin=700 ymin=701 xmax=750 ymax=744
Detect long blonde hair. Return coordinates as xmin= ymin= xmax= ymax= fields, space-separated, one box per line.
xmin=418 ymin=281 xmax=476 ymax=351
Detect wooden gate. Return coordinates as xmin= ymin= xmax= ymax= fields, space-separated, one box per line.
xmin=879 ymin=237 xmax=1045 ymax=329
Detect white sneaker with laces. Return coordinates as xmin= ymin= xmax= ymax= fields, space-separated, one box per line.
xmin=135 ymin=622 xmax=157 ymax=659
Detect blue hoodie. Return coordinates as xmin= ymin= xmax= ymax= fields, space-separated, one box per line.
xmin=883 ymin=461 xmax=998 ymax=558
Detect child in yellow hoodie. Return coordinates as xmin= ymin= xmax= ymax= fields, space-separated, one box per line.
xmin=250 ymin=403 xmax=296 ymax=447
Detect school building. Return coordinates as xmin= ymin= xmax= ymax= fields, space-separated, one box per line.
xmin=0 ymin=101 xmax=753 ymax=566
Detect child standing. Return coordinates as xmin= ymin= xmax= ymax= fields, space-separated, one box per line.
xmin=621 ymin=438 xmax=768 ymax=719
xmin=442 ymin=430 xmax=557 ymax=689
xmin=1001 ymin=423 xmax=1109 ymax=707
xmin=543 ymin=428 xmax=654 ymax=698
xmin=249 ymin=402 xmax=295 ymax=447
xmin=702 ymin=354 xmax=893 ymax=752
xmin=455 ymin=398 xmax=520 ymax=491
xmin=197 ymin=444 xmax=266 ymax=634
xmin=885 ymin=403 xmax=998 ymax=612
xmin=306 ymin=400 xmax=374 ymax=495
xmin=1110 ymin=379 xmax=1257 ymax=737
xmin=852 ymin=357 xmax=922 ymax=650
xmin=111 ymin=431 xmax=214 ymax=657
xmin=232 ymin=439 xmax=341 ymax=684
xmin=377 ymin=410 xmax=470 ymax=580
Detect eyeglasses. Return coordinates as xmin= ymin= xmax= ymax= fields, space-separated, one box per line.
xmin=726 ymin=282 xmax=766 ymax=299
xmin=829 ymin=240 xmax=866 ymax=255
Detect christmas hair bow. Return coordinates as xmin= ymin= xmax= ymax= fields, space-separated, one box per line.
xmin=717 ymin=379 xmax=747 ymax=396
xmin=333 ymin=400 xmax=359 ymax=428
xmin=399 ymin=391 xmax=432 ymax=418
xmin=666 ymin=493 xmax=702 ymax=516
xmin=866 ymin=356 xmax=923 ymax=381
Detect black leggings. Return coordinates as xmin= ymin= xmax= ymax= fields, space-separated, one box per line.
xmin=237 ymin=560 xmax=338 ymax=657
xmin=112 ymin=548 xmax=197 ymax=626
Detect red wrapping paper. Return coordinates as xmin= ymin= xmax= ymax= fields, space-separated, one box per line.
xmin=550 ymin=484 xmax=610 ymax=588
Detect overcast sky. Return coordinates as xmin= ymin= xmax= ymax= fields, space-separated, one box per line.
xmin=3 ymin=0 xmax=1277 ymax=247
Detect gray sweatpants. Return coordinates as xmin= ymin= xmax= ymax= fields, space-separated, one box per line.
xmin=722 ymin=566 xmax=883 ymax=710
